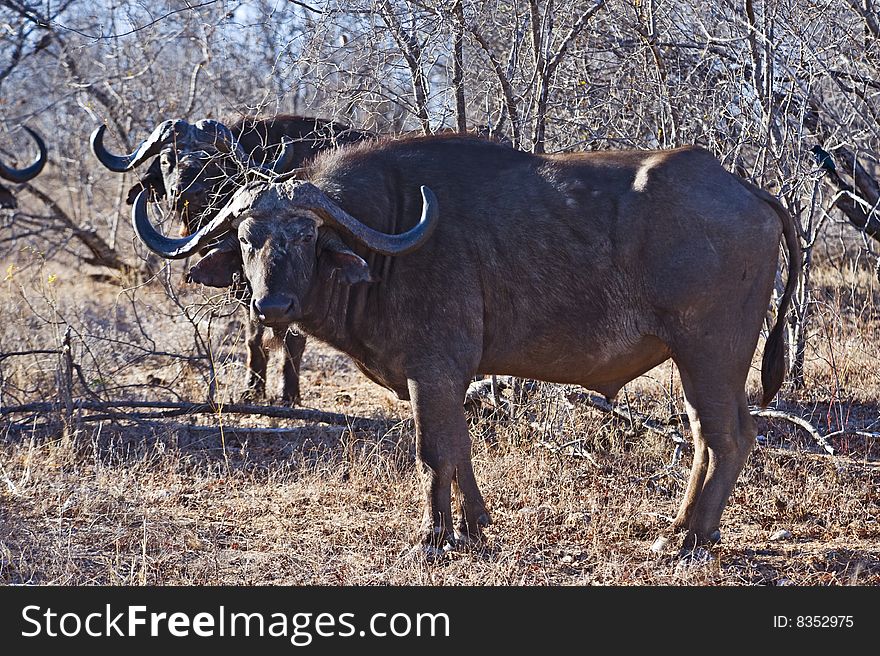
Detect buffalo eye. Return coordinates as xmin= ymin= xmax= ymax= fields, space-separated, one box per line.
xmin=289 ymin=231 xmax=313 ymax=244
xmin=239 ymin=235 xmax=254 ymax=255
xmin=160 ymin=152 xmax=175 ymax=170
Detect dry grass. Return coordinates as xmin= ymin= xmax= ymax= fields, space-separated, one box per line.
xmin=0 ymin=239 xmax=878 ymax=586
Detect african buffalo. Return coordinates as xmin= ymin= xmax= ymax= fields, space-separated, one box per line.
xmin=131 ymin=134 xmax=801 ymax=553
xmin=91 ymin=115 xmax=371 ymax=404
xmin=1 ymin=127 xmax=47 ymax=209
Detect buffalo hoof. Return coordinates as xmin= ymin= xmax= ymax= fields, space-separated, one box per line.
xmin=419 ymin=525 xmax=455 ymax=550
xmin=680 ymin=528 xmax=722 ymax=550
xmin=450 ymin=531 xmax=481 ymax=549
xmin=407 ymin=542 xmax=454 ymax=563
xmin=674 ymin=546 xmax=717 ymax=574
xmin=279 ymin=393 xmax=301 ymax=407
xmin=650 ymin=535 xmax=673 ymax=554
xmin=456 ymin=511 xmax=492 ymax=542
xmin=238 ymin=389 xmax=264 ymax=404
xmin=409 ymin=526 xmax=456 ymax=563
xmin=652 ymin=528 xmax=721 ymax=558
xmin=676 ymin=529 xmax=721 ymax=565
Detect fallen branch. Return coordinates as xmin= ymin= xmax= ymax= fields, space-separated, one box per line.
xmin=569 ymin=390 xmax=689 ymax=448
xmin=464 ymin=376 xmax=517 ymax=415
xmin=0 ymin=399 xmax=392 ymax=432
xmin=751 ymin=408 xmax=837 ymax=456
xmin=466 ymin=376 xmax=689 ymax=464
xmin=466 ymin=375 xmax=688 ymax=446
xmin=466 ymin=377 xmax=876 ymax=462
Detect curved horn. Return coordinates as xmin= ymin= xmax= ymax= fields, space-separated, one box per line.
xmin=0 ymin=127 xmax=47 ymax=183
xmin=300 ymin=183 xmax=439 ymax=256
xmin=131 ymin=186 xmax=244 ymax=259
xmin=91 ymin=120 xmax=183 ymax=172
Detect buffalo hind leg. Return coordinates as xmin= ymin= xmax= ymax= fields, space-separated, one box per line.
xmin=454 ymin=458 xmax=491 ymax=542
xmin=671 ymin=408 xmax=709 ymax=536
xmin=280 ymin=330 xmax=306 ymax=405
xmin=673 ymin=357 xmax=756 ymax=550
xmin=242 ymin=321 xmax=268 ymax=402
xmin=408 ymin=377 xmax=490 ymax=550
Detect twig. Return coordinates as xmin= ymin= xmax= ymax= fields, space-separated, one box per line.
xmin=58 ymin=326 xmax=75 ymax=439
xmin=0 ymin=349 xmax=60 ymax=361
xmin=535 ymin=438 xmax=600 ymax=467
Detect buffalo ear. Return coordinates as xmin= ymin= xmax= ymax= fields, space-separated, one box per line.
xmin=187 ymin=245 xmax=242 ymax=287
xmin=327 ymin=250 xmax=373 ymax=285
xmin=126 ymin=164 xmax=165 ymax=205
xmin=319 ymin=230 xmax=374 ymax=285
xmin=125 ymin=183 xmax=142 ymax=205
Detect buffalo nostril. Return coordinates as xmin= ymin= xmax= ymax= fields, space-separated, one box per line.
xmin=253 ymin=296 xmax=297 ymax=324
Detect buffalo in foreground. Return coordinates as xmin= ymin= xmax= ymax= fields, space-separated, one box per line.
xmin=132 ymin=134 xmax=801 ymax=553
xmin=91 ymin=115 xmax=370 ymax=404
xmin=1 ymin=127 xmax=47 ymax=209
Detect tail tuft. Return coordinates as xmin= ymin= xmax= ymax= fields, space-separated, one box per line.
xmin=760 ymin=323 xmax=786 ymax=407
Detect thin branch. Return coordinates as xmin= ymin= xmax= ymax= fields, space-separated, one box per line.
xmin=379 ymin=0 xmax=432 ymax=134
xmin=452 ymin=0 xmax=467 ymax=133
xmin=182 ymin=26 xmax=213 ymax=119
xmin=531 ymin=0 xmax=606 ymax=152
xmin=48 ymin=0 xmax=223 ymax=40
xmin=0 ymin=349 xmax=60 ymax=362
xmin=461 ymin=22 xmax=521 ymax=147
xmin=286 ymin=0 xmax=323 ymax=13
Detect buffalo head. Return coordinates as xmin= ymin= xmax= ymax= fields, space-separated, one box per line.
xmin=91 ymin=119 xmax=294 ymax=234
xmin=131 ymin=179 xmax=439 ymax=327
xmin=1 ymin=127 xmax=48 ymax=209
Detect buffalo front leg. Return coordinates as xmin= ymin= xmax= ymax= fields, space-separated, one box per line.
xmin=242 ymin=321 xmax=268 ymax=402
xmin=280 ymin=330 xmax=307 ymax=405
xmin=408 ymin=378 xmax=490 ymax=549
